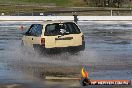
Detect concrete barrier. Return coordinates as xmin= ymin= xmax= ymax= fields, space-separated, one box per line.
xmin=78 ymin=16 xmax=132 ymax=21
xmin=0 ymin=16 xmax=74 ymax=21
xmin=0 ymin=16 xmax=132 ymax=21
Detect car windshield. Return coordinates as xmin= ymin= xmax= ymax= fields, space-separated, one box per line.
xmin=45 ymin=22 xmax=81 ymax=36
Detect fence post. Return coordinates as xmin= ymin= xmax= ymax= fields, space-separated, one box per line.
xmin=111 ymin=10 xmax=113 ymax=16
xmin=130 ymin=8 xmax=132 ymax=15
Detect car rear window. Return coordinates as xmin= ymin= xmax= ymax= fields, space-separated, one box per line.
xmin=45 ymin=22 xmax=81 ymax=36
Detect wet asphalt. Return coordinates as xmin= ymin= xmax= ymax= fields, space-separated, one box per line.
xmin=0 ymin=21 xmax=132 ymax=88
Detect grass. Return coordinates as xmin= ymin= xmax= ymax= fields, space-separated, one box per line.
xmin=0 ymin=0 xmax=86 ymax=7
xmin=0 ymin=0 xmax=87 ymax=15
xmin=0 ymin=0 xmax=131 ymax=16
xmin=11 ymin=0 xmax=68 ymax=6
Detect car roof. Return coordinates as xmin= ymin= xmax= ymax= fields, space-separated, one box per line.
xmin=42 ymin=20 xmax=75 ymax=25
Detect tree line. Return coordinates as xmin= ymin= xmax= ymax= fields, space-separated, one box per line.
xmin=83 ymin=0 xmax=131 ymax=7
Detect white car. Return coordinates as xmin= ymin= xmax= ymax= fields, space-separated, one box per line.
xmin=21 ymin=21 xmax=85 ymax=53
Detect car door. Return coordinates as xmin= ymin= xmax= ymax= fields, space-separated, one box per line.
xmin=22 ymin=24 xmax=34 ymax=48
xmin=30 ymin=24 xmax=43 ymax=48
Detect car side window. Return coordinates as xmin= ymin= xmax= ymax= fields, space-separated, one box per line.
xmin=25 ymin=24 xmax=34 ymax=36
xmin=26 ymin=24 xmax=43 ymax=36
